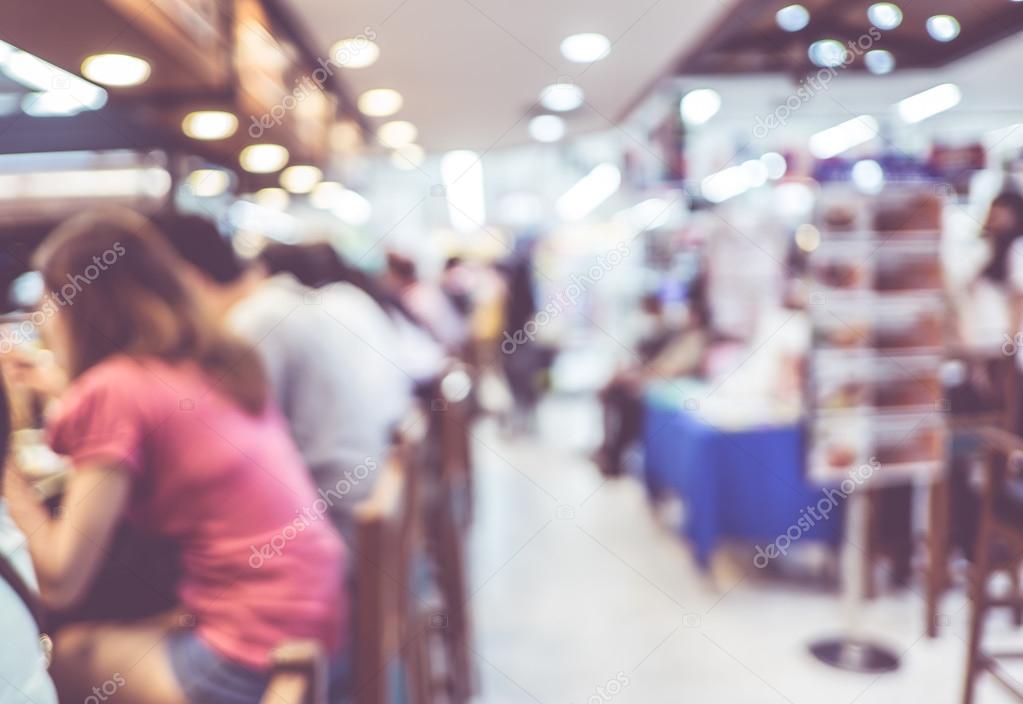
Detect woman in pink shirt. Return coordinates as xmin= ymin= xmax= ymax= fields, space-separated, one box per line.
xmin=3 ymin=209 xmax=348 ymax=704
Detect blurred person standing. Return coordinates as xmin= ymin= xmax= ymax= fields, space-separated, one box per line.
xmin=953 ymin=191 xmax=1023 ymax=354
xmin=4 ymin=210 xmax=347 ymax=704
xmin=440 ymin=256 xmax=474 ymax=318
xmin=499 ymin=254 xmax=543 ymax=434
xmin=385 ymin=252 xmax=469 ymax=355
xmin=155 ymin=216 xmax=413 ymax=544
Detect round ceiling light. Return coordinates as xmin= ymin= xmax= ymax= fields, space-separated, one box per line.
xmin=357 ymin=88 xmax=403 ymax=117
xmin=391 ymin=144 xmax=426 ymax=170
xmin=927 ymin=15 xmax=960 ymax=42
xmin=182 ymin=110 xmax=238 ymax=140
xmin=851 ymin=159 xmax=885 ymax=194
xmin=80 ymin=53 xmax=151 ymax=87
xmin=867 ymin=3 xmax=903 ymax=30
xmin=775 ymin=5 xmax=811 ymax=32
xmin=680 ymin=88 xmax=721 ymax=126
xmin=255 ymin=187 xmax=290 ymax=211
xmin=808 ymin=39 xmax=848 ymax=68
xmin=279 ymin=165 xmax=323 ymax=194
xmin=310 ymin=181 xmax=344 ymax=209
xmin=186 ymin=169 xmax=231 ymax=197
xmin=334 ymin=189 xmax=373 ymax=226
xmin=528 ymin=114 xmax=566 ymax=142
xmin=239 ymin=144 xmax=289 ymax=173
xmin=377 ymin=120 xmax=418 ymax=147
xmin=560 ymin=33 xmax=611 ymax=63
xmin=864 ymin=49 xmax=896 ymax=74
xmin=540 ymin=83 xmax=584 ymax=112
xmin=330 ymin=38 xmax=380 ymax=68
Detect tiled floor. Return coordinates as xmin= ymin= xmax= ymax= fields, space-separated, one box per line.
xmin=467 ymin=395 xmax=1022 ymax=703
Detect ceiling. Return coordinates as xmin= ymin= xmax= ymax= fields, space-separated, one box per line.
xmin=681 ymin=0 xmax=1023 ymax=74
xmin=284 ymin=0 xmax=736 ymax=153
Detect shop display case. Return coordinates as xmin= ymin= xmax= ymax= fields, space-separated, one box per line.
xmin=807 ymin=184 xmax=949 ymax=485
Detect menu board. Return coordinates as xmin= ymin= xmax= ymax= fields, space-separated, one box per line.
xmin=806 ymin=185 xmax=948 ymax=485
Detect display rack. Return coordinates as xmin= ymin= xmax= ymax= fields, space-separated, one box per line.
xmin=804 ymin=183 xmax=948 ymax=673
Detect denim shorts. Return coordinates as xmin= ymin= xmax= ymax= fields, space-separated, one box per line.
xmin=166 ymin=630 xmax=352 ymax=704
xmin=166 ymin=630 xmax=270 ymax=704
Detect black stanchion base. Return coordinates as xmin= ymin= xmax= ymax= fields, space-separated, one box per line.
xmin=809 ymin=638 xmax=900 ymax=674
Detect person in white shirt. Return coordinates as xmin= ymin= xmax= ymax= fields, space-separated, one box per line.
xmin=0 ymin=379 xmax=58 ymax=704
xmin=385 ymin=252 xmax=470 ymax=355
xmin=954 ymin=191 xmax=1023 ymax=353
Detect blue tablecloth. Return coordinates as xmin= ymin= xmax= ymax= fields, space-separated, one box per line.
xmin=643 ymin=390 xmax=842 ymax=568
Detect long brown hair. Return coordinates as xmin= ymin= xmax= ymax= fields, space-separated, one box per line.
xmin=33 ymin=208 xmax=268 ymax=414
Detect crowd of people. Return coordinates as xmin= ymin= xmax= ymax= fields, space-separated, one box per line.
xmin=0 ymin=208 xmax=538 ymax=704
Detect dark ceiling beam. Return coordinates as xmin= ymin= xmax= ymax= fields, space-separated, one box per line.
xmin=0 ymin=109 xmax=168 ymax=155
xmin=260 ymin=0 xmax=369 ymax=133
xmin=678 ymin=0 xmax=1023 ymax=76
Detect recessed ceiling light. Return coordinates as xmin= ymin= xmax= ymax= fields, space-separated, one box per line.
xmin=540 ymin=83 xmax=584 ymax=112
xmin=760 ymin=152 xmax=788 ymax=180
xmin=333 ymin=189 xmax=373 ymax=226
xmin=186 ymin=169 xmax=231 ymax=197
xmin=560 ymin=33 xmax=611 ymax=63
xmin=528 ymin=114 xmax=566 ymax=142
xmin=239 ymin=144 xmax=289 ymax=173
xmin=867 ymin=3 xmax=903 ymax=30
xmin=896 ymin=83 xmax=961 ymax=123
xmin=776 ymin=5 xmax=811 ymax=32
xmin=181 ymin=110 xmax=238 ymax=140
xmin=391 ymin=144 xmax=425 ymax=170
xmin=927 ymin=15 xmax=960 ymax=42
xmin=279 ymin=165 xmax=323 ymax=193
xmin=80 ymin=53 xmax=151 ymax=87
xmin=330 ymin=38 xmax=380 ymax=68
xmin=680 ymin=88 xmax=721 ymax=126
xmin=21 ymin=92 xmax=83 ymax=117
xmin=809 ymin=116 xmax=880 ymax=158
xmin=7 ymin=50 xmax=106 ymax=111
xmin=255 ymin=187 xmax=290 ymax=211
xmin=864 ymin=49 xmax=896 ymax=74
xmin=310 ymin=181 xmax=344 ymax=209
xmin=808 ymin=39 xmax=848 ymax=68
xmin=377 ymin=120 xmax=418 ymax=147
xmin=358 ymin=88 xmax=403 ymax=117
xmin=557 ymin=163 xmax=621 ymax=220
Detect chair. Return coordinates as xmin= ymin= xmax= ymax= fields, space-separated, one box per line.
xmin=351 ymin=421 xmax=435 ymax=704
xmin=962 ymin=427 xmax=1023 ymax=704
xmin=260 ymin=641 xmax=327 ymax=704
xmin=926 ymin=352 xmax=1020 ymax=637
xmin=437 ymin=364 xmax=476 ymax=531
xmin=429 ymin=364 xmax=477 ymax=703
